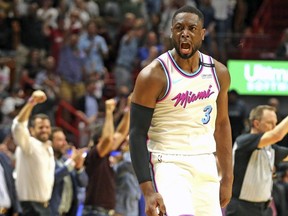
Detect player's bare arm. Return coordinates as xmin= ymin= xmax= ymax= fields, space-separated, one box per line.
xmin=132 ymin=60 xmax=167 ymax=108
xmin=213 ymin=59 xmax=233 ymax=208
xmin=130 ymin=60 xmax=167 ymax=216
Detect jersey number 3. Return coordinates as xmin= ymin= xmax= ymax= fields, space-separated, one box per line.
xmin=202 ymin=105 xmax=212 ymax=124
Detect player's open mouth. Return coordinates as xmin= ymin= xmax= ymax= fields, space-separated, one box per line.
xmin=180 ymin=42 xmax=191 ymax=54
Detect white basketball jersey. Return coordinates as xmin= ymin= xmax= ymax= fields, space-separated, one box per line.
xmin=147 ymin=51 xmax=220 ymax=155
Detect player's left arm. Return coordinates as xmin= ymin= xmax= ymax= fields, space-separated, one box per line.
xmin=214 ymin=60 xmax=233 ymax=208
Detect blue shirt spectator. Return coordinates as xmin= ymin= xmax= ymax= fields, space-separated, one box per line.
xmin=78 ymin=20 xmax=109 ymax=77
xmin=57 ymin=33 xmax=85 ymax=84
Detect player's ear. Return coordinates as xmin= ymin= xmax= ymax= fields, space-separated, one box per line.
xmin=201 ymin=28 xmax=206 ymax=40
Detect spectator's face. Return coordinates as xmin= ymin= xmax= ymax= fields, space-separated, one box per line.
xmin=52 ymin=131 xmax=68 ymax=155
xmin=0 ymin=10 xmax=6 ymax=20
xmin=268 ymin=98 xmax=279 ymax=110
xmin=43 ymin=0 xmax=52 ymax=7
xmin=86 ymin=81 xmax=97 ymax=94
xmin=31 ymin=118 xmax=51 ymax=142
xmin=124 ymin=13 xmax=136 ymax=28
xmin=32 ymin=49 xmax=39 ymax=57
xmin=75 ymin=0 xmax=85 ymax=9
xmin=149 ymin=46 xmax=158 ymax=58
xmin=70 ymin=11 xmax=80 ymax=23
xmin=69 ymin=34 xmax=79 ymax=46
xmin=28 ymin=3 xmax=39 ymax=16
xmin=147 ymin=32 xmax=157 ymax=46
xmin=255 ymin=110 xmax=277 ymax=133
xmin=228 ymin=93 xmax=237 ymax=104
xmin=57 ymin=18 xmax=65 ymax=30
xmin=87 ymin=22 xmax=97 ymax=35
xmin=46 ymin=56 xmax=55 ymax=70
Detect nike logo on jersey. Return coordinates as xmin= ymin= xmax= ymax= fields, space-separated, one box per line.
xmin=172 ymin=78 xmax=182 ymax=84
xmin=171 ymin=85 xmax=215 ymax=108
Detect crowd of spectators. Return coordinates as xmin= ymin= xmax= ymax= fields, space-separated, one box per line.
xmin=0 ymin=0 xmax=269 ymax=140
xmin=1 ymin=0 xmax=288 ymax=215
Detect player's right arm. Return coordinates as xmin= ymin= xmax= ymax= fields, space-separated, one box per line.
xmin=129 ymin=60 xmax=167 ymax=216
xmin=132 ymin=60 xmax=166 ymax=107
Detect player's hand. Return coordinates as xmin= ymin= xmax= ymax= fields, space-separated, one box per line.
xmin=144 ymin=192 xmax=166 ymax=216
xmin=31 ymin=90 xmax=47 ymax=104
xmin=220 ymin=176 xmax=233 ymax=207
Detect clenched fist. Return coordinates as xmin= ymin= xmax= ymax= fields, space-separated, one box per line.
xmin=105 ymin=98 xmax=116 ymax=113
xmin=30 ymin=90 xmax=47 ymax=104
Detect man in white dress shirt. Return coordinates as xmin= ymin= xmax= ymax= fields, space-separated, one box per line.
xmin=11 ymin=90 xmax=55 ymax=216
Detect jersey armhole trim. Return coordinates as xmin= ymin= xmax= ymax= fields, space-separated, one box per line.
xmin=156 ymin=57 xmax=171 ymax=101
xmin=209 ymin=57 xmax=220 ymax=91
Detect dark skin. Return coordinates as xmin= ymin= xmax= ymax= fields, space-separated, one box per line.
xmin=131 ymin=12 xmax=233 ymax=216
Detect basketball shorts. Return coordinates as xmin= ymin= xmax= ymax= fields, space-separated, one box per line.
xmin=150 ymin=153 xmax=222 ymax=216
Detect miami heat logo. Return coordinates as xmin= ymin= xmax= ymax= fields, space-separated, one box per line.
xmin=171 ymin=85 xmax=215 ymax=108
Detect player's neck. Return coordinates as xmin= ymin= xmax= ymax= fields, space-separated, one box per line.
xmin=171 ymin=49 xmax=200 ymax=73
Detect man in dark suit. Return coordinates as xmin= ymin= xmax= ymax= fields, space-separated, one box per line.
xmin=0 ymin=152 xmax=22 ymax=216
xmin=49 ymin=127 xmax=88 ymax=216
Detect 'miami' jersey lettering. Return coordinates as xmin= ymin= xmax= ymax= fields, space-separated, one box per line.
xmin=172 ymin=85 xmax=215 ymax=108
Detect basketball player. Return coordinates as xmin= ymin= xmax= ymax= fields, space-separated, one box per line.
xmin=129 ymin=5 xmax=233 ymax=216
